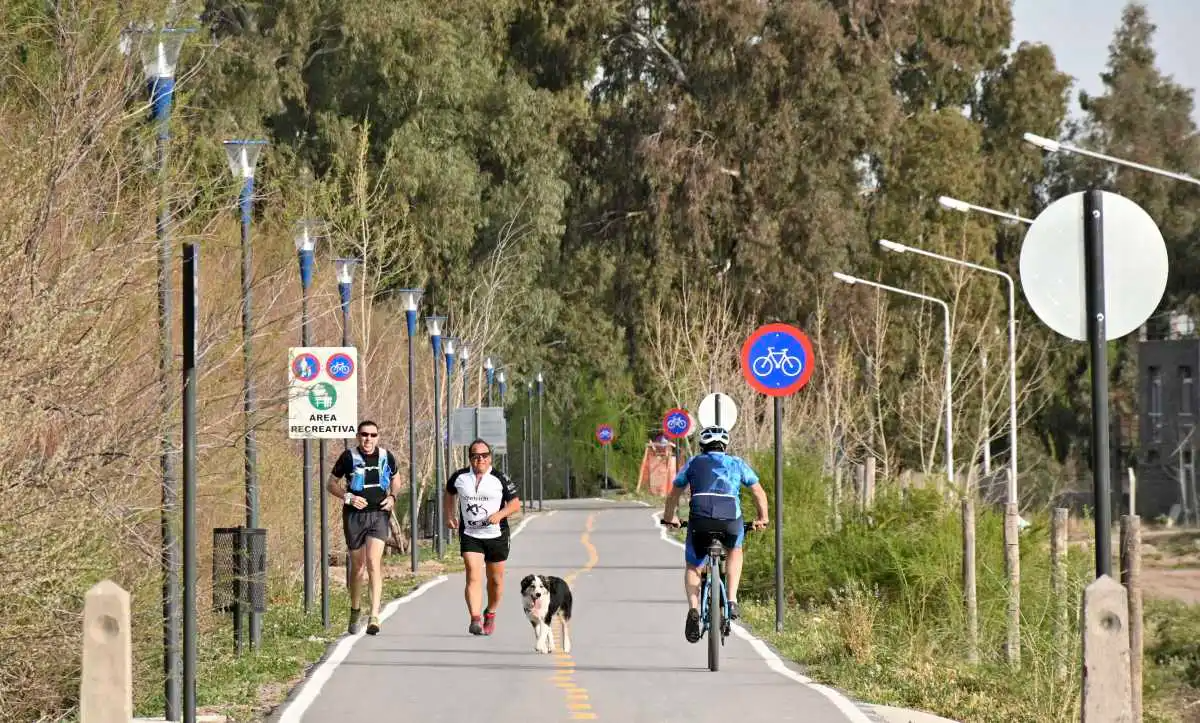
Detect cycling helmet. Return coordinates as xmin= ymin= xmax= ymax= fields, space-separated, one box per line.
xmin=698 ymin=426 xmax=730 ymax=450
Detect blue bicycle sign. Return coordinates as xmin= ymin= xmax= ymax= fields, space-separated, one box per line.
xmin=596 ymin=424 xmax=615 ymax=445
xmin=751 ymin=346 xmax=803 ymax=378
xmin=740 ymin=323 xmax=814 ymax=397
xmin=662 ymin=407 xmax=692 ymax=439
xmin=326 ymin=352 xmax=355 ymax=381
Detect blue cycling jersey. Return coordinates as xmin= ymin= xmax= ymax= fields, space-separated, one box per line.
xmin=672 ymin=451 xmax=759 ymax=520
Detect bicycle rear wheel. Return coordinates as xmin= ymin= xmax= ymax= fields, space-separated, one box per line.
xmin=708 ymin=553 xmax=721 ymax=672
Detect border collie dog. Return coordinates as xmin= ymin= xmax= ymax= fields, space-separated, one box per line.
xmin=520 ymin=574 xmax=573 ymax=654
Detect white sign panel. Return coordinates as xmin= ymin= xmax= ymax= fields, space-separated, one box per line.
xmin=288 ymin=346 xmax=358 ymax=439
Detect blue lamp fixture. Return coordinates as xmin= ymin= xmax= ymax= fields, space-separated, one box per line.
xmin=397 ymin=288 xmax=424 ymax=573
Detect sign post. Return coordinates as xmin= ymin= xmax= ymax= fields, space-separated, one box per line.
xmin=288 ymin=347 xmax=359 ymax=440
xmin=1019 ymin=189 xmax=1167 ymax=578
xmin=740 ymin=322 xmax=815 ymax=633
xmin=596 ymin=424 xmax=615 ymax=490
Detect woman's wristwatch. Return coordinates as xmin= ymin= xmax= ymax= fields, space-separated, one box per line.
xmin=343 ymin=492 xmax=354 ymax=505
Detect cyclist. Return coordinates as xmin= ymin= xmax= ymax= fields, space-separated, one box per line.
xmin=663 ymin=425 xmax=768 ymax=643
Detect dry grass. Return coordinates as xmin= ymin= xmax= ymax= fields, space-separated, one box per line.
xmin=0 ymin=6 xmax=491 ymax=720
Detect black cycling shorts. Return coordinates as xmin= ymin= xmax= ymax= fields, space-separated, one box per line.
xmin=459 ymin=529 xmax=511 ymax=563
xmin=684 ymin=516 xmax=744 ymax=567
xmin=343 ymin=508 xmax=391 ymax=550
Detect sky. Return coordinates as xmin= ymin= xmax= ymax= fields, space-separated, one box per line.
xmin=1011 ymin=0 xmax=1200 ymax=122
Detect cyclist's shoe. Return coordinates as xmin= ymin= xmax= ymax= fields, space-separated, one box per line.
xmin=685 ymin=608 xmax=702 ymax=643
xmin=366 ymin=615 xmax=381 ymax=635
xmin=469 ymin=616 xmax=484 ymax=635
xmin=482 ymin=610 xmax=496 ymax=635
xmin=347 ymin=607 xmax=363 ymax=635
xmin=728 ymin=600 xmax=741 ymax=620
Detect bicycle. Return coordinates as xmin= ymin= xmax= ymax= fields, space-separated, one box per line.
xmin=751 ymin=346 xmax=802 ymax=378
xmin=661 ymin=517 xmax=756 ymax=672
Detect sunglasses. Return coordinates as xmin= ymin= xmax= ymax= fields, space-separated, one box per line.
xmin=359 ymin=432 xmax=378 ymax=438
xmin=469 ymin=452 xmax=491 ymax=460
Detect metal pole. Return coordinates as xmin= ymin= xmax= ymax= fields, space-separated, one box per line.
xmin=523 ymin=410 xmax=528 ymax=506
xmin=181 ymin=242 xmax=198 ymax=723
xmin=537 ymin=379 xmax=544 ymax=510
xmin=432 ymin=334 xmax=444 ymax=558
xmin=407 ymin=311 xmax=419 ymax=573
xmin=942 ymin=304 xmax=955 ymax=484
xmin=774 ymin=396 xmax=784 ymax=633
xmin=151 ymin=70 xmax=181 ymax=723
xmin=319 ymin=439 xmax=329 ymax=629
xmin=603 ymin=443 xmax=608 ymax=491
xmin=1084 ymin=189 xmax=1112 ymax=578
xmin=300 ymin=269 xmax=313 ymax=613
xmin=444 ymin=351 xmax=454 ymax=550
xmin=239 ymin=175 xmax=261 ymax=648
xmin=1005 ymin=275 xmax=1019 ymax=504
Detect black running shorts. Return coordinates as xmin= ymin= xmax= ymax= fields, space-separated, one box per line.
xmin=459 ymin=530 xmax=510 ymax=563
xmin=342 ymin=508 xmax=391 ymax=550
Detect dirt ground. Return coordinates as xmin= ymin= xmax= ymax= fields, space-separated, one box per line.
xmin=1069 ymin=522 xmax=1200 ymax=604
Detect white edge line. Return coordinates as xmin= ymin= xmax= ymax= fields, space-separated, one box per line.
xmin=278 ymin=510 xmax=546 ymax=722
xmin=649 ymin=511 xmax=874 ymax=723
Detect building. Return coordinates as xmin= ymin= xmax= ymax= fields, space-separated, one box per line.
xmin=1136 ymin=312 xmax=1199 ymax=522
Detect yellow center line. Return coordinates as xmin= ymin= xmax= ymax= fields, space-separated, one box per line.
xmin=547 ymin=512 xmax=600 ymax=720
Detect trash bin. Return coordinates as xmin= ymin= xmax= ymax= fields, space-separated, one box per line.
xmin=211 ymin=526 xmax=267 ymax=653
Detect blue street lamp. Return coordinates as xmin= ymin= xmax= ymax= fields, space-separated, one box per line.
xmin=135 ymin=24 xmax=192 ymax=723
xmin=427 ymin=316 xmax=448 ymax=558
xmin=322 ymin=257 xmax=358 ymax=629
xmin=459 ymin=342 xmax=473 ymax=468
xmin=294 ymin=220 xmax=321 ymax=615
xmin=222 ymin=137 xmax=268 ymax=650
xmin=442 ymin=336 xmax=458 ymax=549
xmin=398 ymin=288 xmax=424 ymax=573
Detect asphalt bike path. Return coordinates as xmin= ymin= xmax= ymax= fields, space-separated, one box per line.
xmin=271 ymin=499 xmax=893 ymax=723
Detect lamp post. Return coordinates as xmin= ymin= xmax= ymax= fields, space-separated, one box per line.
xmin=398 ymin=289 xmax=425 ymax=573
xmin=294 ymin=219 xmax=321 ymax=614
xmin=497 ymin=369 xmax=508 ymax=475
xmin=879 ymin=239 xmax=1017 ymax=503
xmin=879 ymin=237 xmax=1026 ymax=664
xmin=442 ymin=336 xmax=458 ymax=550
xmin=427 ymin=317 xmax=447 ymax=558
xmin=1023 ymin=132 xmax=1200 ymax=188
xmin=938 ymin=195 xmax=1034 ymax=225
xmin=485 ymin=357 xmax=495 ymax=407
xmin=137 ymin=25 xmax=191 ymax=722
xmin=525 ymin=380 xmax=533 ymax=512
xmin=222 ymin=137 xmax=268 ymax=649
xmin=833 ymin=273 xmax=954 ymax=482
xmin=536 ymin=372 xmax=545 ymax=510
xmin=834 ymin=271 xmax=979 ymax=664
xmin=460 ymin=342 xmax=473 ymax=462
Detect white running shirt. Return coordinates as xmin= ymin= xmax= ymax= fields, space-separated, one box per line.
xmin=445 ymin=467 xmax=519 ymax=539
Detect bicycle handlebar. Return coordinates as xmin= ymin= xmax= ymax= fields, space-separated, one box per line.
xmin=660 ymin=518 xmax=759 ymax=532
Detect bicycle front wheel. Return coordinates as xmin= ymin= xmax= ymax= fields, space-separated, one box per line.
xmin=708 ymin=556 xmax=722 ymax=671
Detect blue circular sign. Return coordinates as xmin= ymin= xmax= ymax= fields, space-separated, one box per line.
xmin=662 ymin=408 xmax=692 ymax=439
xmin=596 ymin=424 xmax=614 ymax=445
xmin=740 ymin=323 xmax=814 ymax=397
xmin=292 ymin=353 xmax=320 ymax=382
xmin=326 ymin=352 xmax=355 ymax=381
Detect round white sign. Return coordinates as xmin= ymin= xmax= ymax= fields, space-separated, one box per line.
xmin=1019 ymin=190 xmax=1168 ymax=342
xmin=697 ymin=392 xmax=738 ymax=431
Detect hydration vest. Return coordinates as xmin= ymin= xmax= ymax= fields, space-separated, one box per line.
xmin=348 ymin=447 xmax=391 ymax=494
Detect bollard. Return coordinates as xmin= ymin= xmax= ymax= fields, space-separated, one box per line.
xmin=1081 ymin=575 xmax=1133 ymax=722
xmin=81 ymin=580 xmax=132 ymax=723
